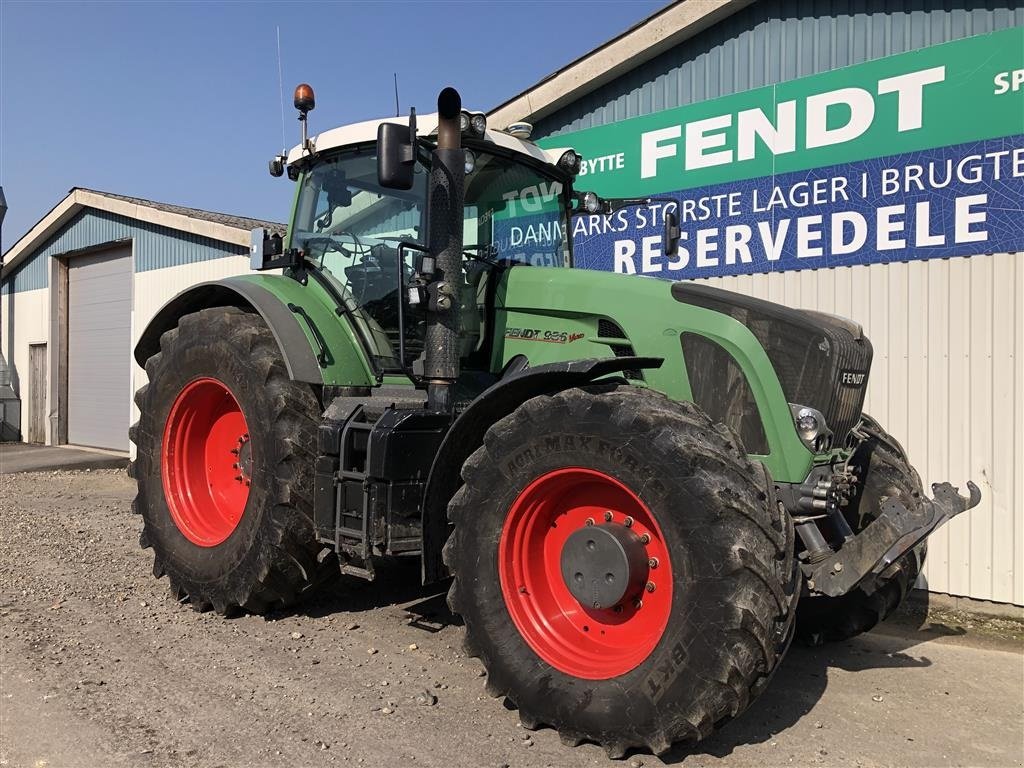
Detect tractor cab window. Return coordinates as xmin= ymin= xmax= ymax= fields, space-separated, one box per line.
xmin=462 ymin=151 xmax=569 ymax=269
xmin=294 ymin=149 xmax=426 ymax=370
xmin=292 ymin=145 xmax=570 ymax=373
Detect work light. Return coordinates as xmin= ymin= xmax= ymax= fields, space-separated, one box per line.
xmin=558 ymin=150 xmax=582 ymax=175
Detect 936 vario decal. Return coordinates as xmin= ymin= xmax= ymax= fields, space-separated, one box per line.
xmin=504 ymin=328 xmax=585 ymax=344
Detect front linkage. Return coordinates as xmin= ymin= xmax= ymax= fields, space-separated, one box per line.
xmin=805 ymin=479 xmax=980 ymax=597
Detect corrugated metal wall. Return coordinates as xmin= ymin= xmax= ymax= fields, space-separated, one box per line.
xmin=535 ymin=0 xmax=1024 ymax=139
xmin=1 ymin=253 xmax=49 ymax=293
xmin=705 ymin=253 xmax=1023 ymax=605
xmin=2 ymin=209 xmax=248 ymax=295
xmin=534 ymin=1 xmax=1024 ymax=605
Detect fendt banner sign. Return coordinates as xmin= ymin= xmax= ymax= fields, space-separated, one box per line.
xmin=535 ymin=28 xmax=1024 ymax=279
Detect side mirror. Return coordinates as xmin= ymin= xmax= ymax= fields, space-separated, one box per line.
xmin=378 ymin=108 xmax=418 ymax=190
xmin=663 ymin=209 xmax=681 ymax=256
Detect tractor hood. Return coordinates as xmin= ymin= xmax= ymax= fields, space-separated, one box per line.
xmin=671 ymin=281 xmax=873 ymax=448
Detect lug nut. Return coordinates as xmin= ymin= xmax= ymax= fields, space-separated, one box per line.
xmin=585 ymin=518 xmax=594 ymax=526
xmin=639 ymin=533 xmax=650 ymax=544
xmin=614 ymin=605 xmax=623 ymax=614
xmin=633 ymin=598 xmax=643 ymax=610
xmin=623 ymin=516 xmax=634 ymax=528
xmin=603 ymin=511 xmax=613 ymax=522
xmin=648 ymin=557 xmax=659 ymax=569
xmin=645 ymin=581 xmax=656 ymax=593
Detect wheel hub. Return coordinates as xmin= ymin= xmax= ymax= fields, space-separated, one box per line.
xmin=560 ymin=523 xmax=648 ymax=609
xmin=234 ymin=433 xmax=252 ymax=485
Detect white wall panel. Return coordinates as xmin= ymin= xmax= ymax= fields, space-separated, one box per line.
xmin=703 ymin=253 xmax=1023 ymax=605
xmin=1 ymin=288 xmax=51 ymax=444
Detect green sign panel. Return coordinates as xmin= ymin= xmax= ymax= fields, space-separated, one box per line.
xmin=541 ymin=27 xmax=1024 ymax=198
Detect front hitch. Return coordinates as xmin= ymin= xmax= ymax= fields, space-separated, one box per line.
xmin=803 ymin=481 xmax=981 ymax=597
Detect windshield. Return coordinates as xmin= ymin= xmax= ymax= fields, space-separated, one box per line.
xmin=292 ymin=144 xmax=569 ymax=267
xmin=291 ymin=143 xmax=569 ymax=372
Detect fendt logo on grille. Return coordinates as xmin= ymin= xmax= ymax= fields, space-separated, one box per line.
xmin=840 ymin=370 xmax=867 ymax=387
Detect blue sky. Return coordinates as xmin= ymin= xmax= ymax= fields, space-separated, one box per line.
xmin=0 ymin=0 xmax=664 ymax=248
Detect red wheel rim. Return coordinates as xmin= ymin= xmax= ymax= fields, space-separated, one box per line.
xmin=161 ymin=377 xmax=251 ymax=547
xmin=498 ymin=467 xmax=672 ymax=679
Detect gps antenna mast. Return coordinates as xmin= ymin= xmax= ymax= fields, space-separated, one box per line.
xmin=394 ymin=73 xmax=401 ymax=117
xmin=276 ymin=26 xmax=287 ymax=154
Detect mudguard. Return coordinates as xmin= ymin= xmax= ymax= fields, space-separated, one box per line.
xmin=420 ymin=356 xmax=664 ymax=583
xmin=134 ymin=275 xmax=376 ymax=387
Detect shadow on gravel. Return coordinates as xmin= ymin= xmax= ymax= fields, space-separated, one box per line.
xmin=258 ymin=558 xmax=962 ymax=765
xmin=654 ymin=595 xmax=947 ymax=765
xmin=269 ymin=557 xmax=459 ymax=630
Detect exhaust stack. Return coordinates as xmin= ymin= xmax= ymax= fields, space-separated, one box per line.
xmin=423 ymin=87 xmax=465 ymax=412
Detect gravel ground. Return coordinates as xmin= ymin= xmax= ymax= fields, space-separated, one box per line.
xmin=1 ymin=469 xmax=1022 ymax=768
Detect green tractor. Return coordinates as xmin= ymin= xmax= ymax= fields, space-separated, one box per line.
xmin=130 ymin=86 xmax=979 ymax=757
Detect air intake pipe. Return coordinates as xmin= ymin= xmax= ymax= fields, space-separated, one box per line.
xmin=423 ymin=87 xmax=465 ymax=412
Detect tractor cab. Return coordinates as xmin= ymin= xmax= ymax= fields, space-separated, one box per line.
xmin=282 ymin=123 xmax=575 ymax=374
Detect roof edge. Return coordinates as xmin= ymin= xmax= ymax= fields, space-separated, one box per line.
xmin=1 ymin=189 xmax=264 ymax=282
xmin=487 ymin=0 xmax=750 ymax=130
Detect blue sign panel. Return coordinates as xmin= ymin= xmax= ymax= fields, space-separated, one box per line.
xmin=571 ymin=136 xmax=1024 ymax=279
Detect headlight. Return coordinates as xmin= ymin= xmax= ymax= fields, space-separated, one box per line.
xmin=789 ymin=404 xmax=833 ymax=452
xmin=582 ymin=191 xmax=602 ymax=214
xmin=558 ymin=149 xmax=581 ymax=175
xmin=459 ymin=111 xmax=471 ymax=133
xmin=464 ymin=149 xmax=476 ymax=174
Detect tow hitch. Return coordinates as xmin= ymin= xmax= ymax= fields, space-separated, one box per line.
xmin=803 ymin=481 xmax=982 ymax=597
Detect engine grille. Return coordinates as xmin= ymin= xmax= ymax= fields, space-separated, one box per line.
xmin=672 ymin=283 xmax=872 ymax=445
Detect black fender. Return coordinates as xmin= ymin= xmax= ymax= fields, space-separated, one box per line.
xmin=133 ymin=279 xmax=324 ymax=384
xmin=421 ymin=356 xmax=664 ymax=583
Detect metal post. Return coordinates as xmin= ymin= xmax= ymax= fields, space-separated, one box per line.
xmin=0 ymin=185 xmax=7 ymax=360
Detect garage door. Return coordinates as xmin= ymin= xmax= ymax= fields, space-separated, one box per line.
xmin=68 ymin=247 xmax=131 ymax=450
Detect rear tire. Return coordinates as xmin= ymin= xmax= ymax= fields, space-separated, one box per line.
xmin=444 ymin=386 xmax=798 ymax=756
xmin=796 ymin=415 xmax=926 ymax=645
xmin=130 ymin=307 xmax=332 ymax=615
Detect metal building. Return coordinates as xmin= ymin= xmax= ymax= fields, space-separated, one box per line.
xmin=0 ymin=189 xmax=281 ymax=451
xmin=490 ymin=0 xmax=1024 ymax=608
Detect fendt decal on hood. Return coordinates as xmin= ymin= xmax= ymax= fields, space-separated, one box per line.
xmin=505 ymin=328 xmax=585 ymax=344
xmin=840 ymin=370 xmax=868 ymax=388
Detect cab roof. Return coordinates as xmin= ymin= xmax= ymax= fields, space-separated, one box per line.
xmin=286 ymin=112 xmax=574 ymax=171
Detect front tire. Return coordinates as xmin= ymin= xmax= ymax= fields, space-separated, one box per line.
xmin=130 ymin=307 xmax=330 ymax=615
xmin=444 ymin=386 xmax=798 ymax=756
